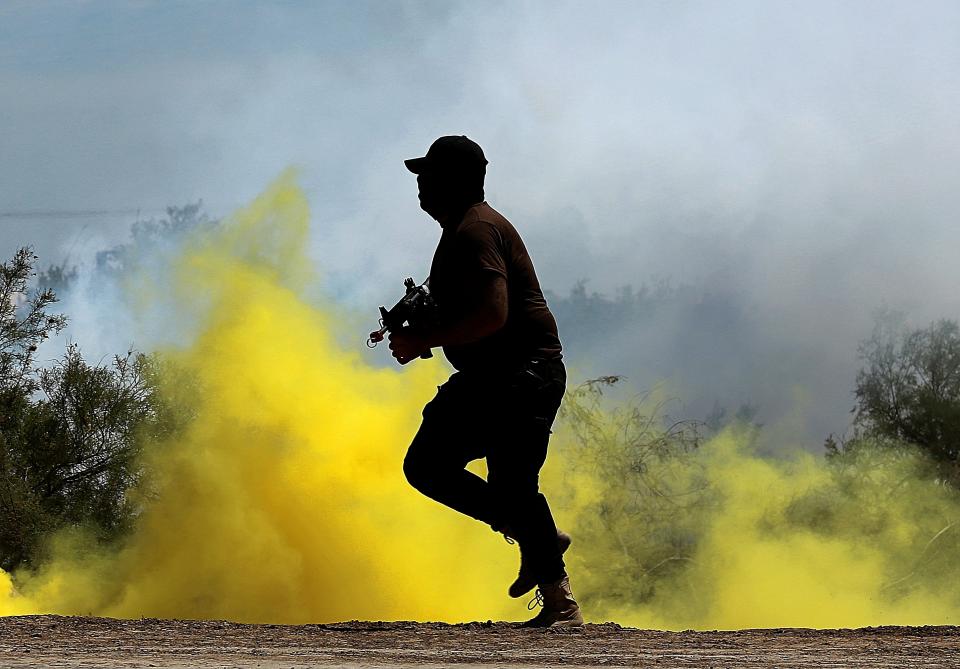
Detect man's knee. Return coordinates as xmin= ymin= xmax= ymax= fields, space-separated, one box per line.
xmin=403 ymin=451 xmax=430 ymax=493
xmin=488 ymin=472 xmax=541 ymax=507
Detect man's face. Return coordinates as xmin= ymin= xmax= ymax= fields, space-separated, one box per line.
xmin=416 ymin=171 xmax=449 ymax=222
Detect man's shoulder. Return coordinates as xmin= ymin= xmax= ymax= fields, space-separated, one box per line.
xmin=458 ymin=202 xmax=514 ymax=236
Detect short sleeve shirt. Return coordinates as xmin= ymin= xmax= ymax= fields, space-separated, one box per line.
xmin=428 ymin=202 xmax=563 ymax=372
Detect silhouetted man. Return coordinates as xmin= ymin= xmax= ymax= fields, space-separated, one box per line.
xmin=382 ymin=135 xmax=581 ymax=627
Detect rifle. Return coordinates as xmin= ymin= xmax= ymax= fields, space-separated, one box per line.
xmin=367 ymin=277 xmax=436 ymax=359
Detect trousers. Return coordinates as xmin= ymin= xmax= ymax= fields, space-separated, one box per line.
xmin=403 ymin=357 xmax=567 ymax=585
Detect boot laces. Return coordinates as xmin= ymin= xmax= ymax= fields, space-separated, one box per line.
xmin=527 ymin=588 xmax=544 ymax=610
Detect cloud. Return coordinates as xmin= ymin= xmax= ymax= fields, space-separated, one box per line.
xmin=4 ymin=1 xmax=960 ymax=441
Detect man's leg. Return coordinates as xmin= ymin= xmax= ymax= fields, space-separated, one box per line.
xmin=487 ymin=359 xmax=567 ymax=585
xmin=403 ymin=375 xmax=498 ymax=525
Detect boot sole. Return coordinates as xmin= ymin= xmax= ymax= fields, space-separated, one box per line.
xmin=549 ymin=617 xmax=584 ymax=628
xmin=520 ymin=610 xmax=584 ymax=628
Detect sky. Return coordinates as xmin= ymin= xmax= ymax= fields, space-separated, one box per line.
xmin=2 ymin=0 xmax=960 ymax=443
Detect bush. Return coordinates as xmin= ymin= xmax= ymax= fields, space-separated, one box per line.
xmin=845 ymin=311 xmax=960 ymax=485
xmin=0 ymin=248 xmax=171 ymax=570
xmin=553 ymin=376 xmax=710 ymax=611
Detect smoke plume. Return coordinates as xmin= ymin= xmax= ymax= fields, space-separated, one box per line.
xmin=3 ymin=174 xmax=960 ymax=628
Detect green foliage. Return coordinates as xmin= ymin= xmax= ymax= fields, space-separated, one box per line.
xmin=554 ymin=376 xmax=711 ymax=610
xmin=560 ymin=377 xmax=960 ymax=623
xmin=799 ymin=436 xmax=960 ymax=599
xmin=1 ymin=248 xmax=68 ymax=395
xmin=847 ymin=311 xmax=960 ymax=485
xmin=0 ymin=204 xmax=212 ymax=572
xmin=0 ymin=248 xmax=179 ymax=571
xmin=804 ymin=437 xmax=937 ymax=532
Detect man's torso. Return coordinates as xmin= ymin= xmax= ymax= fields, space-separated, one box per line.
xmin=429 ymin=202 xmax=562 ymax=373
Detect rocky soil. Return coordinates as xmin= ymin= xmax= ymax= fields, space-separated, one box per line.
xmin=1 ymin=615 xmax=959 ymax=668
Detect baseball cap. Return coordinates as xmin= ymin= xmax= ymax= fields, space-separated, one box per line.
xmin=404 ymin=135 xmax=488 ymax=174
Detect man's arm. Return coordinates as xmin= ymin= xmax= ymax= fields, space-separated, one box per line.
xmin=388 ymin=272 xmax=507 ymax=363
xmin=425 ymin=272 xmax=507 ymax=347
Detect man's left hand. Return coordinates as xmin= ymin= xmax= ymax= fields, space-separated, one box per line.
xmin=388 ymin=328 xmax=430 ymax=365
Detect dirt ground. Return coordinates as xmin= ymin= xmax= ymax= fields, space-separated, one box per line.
xmin=1 ymin=616 xmax=959 ymax=668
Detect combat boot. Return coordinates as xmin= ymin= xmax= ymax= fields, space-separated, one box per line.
xmin=521 ymin=575 xmax=583 ymax=628
xmin=506 ymin=529 xmax=572 ymax=598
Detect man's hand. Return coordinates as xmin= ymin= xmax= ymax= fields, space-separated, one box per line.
xmin=388 ymin=328 xmax=430 ymax=365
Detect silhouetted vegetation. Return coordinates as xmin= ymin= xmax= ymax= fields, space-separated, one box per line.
xmin=37 ymin=202 xmax=212 ymax=296
xmin=4 ymin=199 xmax=959 ymax=586
xmin=829 ymin=311 xmax=960 ymax=486
xmin=547 ymin=279 xmax=763 ymax=429
xmin=553 ymin=376 xmax=712 ymax=610
xmin=0 ymin=203 xmax=211 ymax=572
xmin=0 ymin=249 xmax=165 ymax=570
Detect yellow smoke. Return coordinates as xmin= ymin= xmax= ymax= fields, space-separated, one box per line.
xmin=2 ymin=172 xmax=960 ymax=628
xmin=549 ymin=403 xmax=960 ymax=629
xmin=0 ymin=172 xmax=519 ymax=623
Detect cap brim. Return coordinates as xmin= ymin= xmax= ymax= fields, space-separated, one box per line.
xmin=404 ymin=157 xmax=431 ymax=174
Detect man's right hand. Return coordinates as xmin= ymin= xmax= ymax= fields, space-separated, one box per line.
xmin=388 ymin=328 xmax=430 ymax=365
